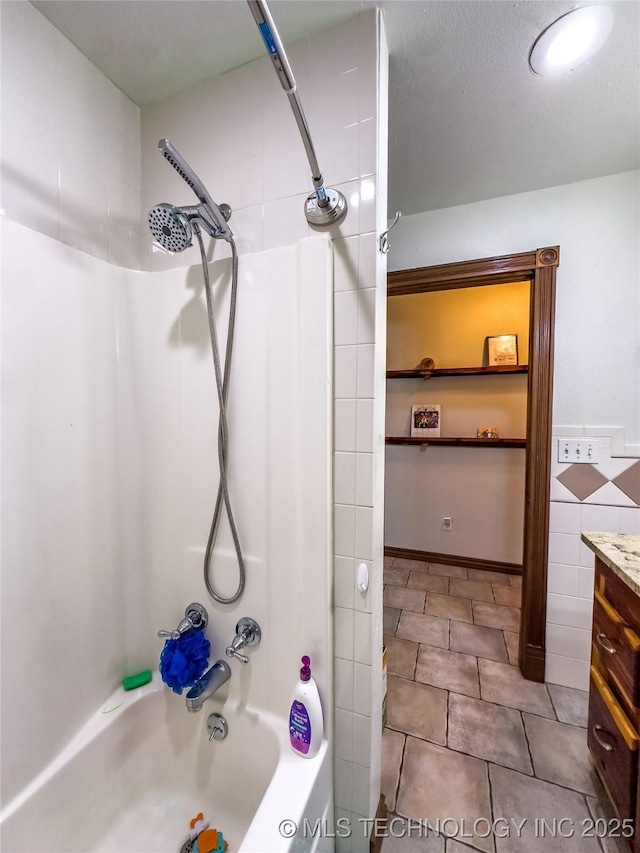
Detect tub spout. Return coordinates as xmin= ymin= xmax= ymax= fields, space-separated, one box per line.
xmin=185 ymin=660 xmax=231 ymax=713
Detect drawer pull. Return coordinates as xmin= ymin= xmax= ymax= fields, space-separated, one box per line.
xmin=596 ymin=633 xmax=617 ymax=655
xmin=593 ymin=724 xmax=614 ymax=752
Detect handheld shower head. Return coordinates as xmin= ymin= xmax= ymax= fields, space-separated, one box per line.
xmin=157 ymin=139 xmax=233 ymax=242
xmin=148 ymin=203 xmax=193 ymax=253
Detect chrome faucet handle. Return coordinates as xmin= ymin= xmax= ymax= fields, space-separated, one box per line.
xmin=158 ymin=602 xmax=208 ymax=640
xmin=225 ymin=617 xmax=261 ymax=664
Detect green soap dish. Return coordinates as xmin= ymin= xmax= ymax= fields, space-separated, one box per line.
xmin=122 ymin=670 xmax=152 ymax=691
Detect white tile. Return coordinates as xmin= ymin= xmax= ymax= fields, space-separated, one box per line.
xmin=335 ymin=452 xmax=357 ymax=505
xmin=354 ymin=611 xmax=372 ymax=665
xmin=353 ymin=714 xmax=372 ymax=767
xmin=335 ymin=556 xmax=356 ymax=610
xmin=306 ymin=66 xmax=359 ymax=132
xmin=358 ymin=232 xmax=377 ymax=289
xmin=353 ymin=663 xmax=372 ymax=717
xmin=335 ymin=607 xmax=355 ymax=660
xmin=578 ymin=567 xmax=595 ymax=599
xmin=580 ymin=504 xmax=621 ymax=533
xmin=335 ymin=346 xmax=359 ymax=399
xmin=546 ymin=624 xmax=591 ymax=660
xmin=547 ymin=563 xmax=580 ymax=597
xmin=548 ymin=532 xmax=581 ymax=566
xmin=549 ymin=502 xmax=583 ymax=534
xmin=335 ymin=504 xmax=356 ymax=557
xmin=335 ymin=291 xmax=360 ymax=346
xmin=359 ymin=177 xmax=376 ymax=234
xmin=218 ymin=154 xmax=264 ymax=211
xmin=262 ymin=145 xmax=308 ymax=203
xmin=547 ymin=593 xmax=578 ymax=627
xmin=59 ymin=190 xmax=109 ymax=261
xmin=334 ymin=236 xmax=360 ymax=292
xmin=545 ymin=653 xmax=590 ymax=691
xmin=324 ymin=180 xmax=360 ymax=240
xmin=357 ymin=344 xmax=375 ymax=398
xmin=358 ymin=290 xmax=376 ymax=345
xmin=335 ymin=708 xmax=354 ymax=761
xmin=356 ymin=400 xmax=374 ymax=453
xmin=620 ymin=507 xmax=640 ymax=534
xmin=335 ymin=400 xmax=357 ymax=452
xmin=334 ymin=763 xmax=354 ymax=814
xmin=335 ymin=658 xmax=355 ymax=711
xmin=0 ymin=1 xmax=57 ymax=125
xmin=550 ymin=479 xmax=577 ymax=502
xmin=355 ymin=507 xmax=373 ymax=562
xmin=583 ymin=481 xmax=637 ymax=507
xmin=575 ymin=597 xmax=594 ymax=631
xmin=230 ymin=204 xmax=263 ymax=255
xmin=108 ymin=220 xmax=141 ymax=270
xmin=107 ymin=176 xmax=141 ymax=232
xmin=355 ymin=453 xmax=374 ymax=507
xmin=358 ymin=117 xmax=376 ymax=178
xmin=316 ymin=123 xmax=360 ymax=186
xmin=579 ymin=540 xmax=598 ymax=568
xmin=352 ymin=762 xmax=371 ymax=818
xmin=263 ymin=194 xmax=309 ymax=250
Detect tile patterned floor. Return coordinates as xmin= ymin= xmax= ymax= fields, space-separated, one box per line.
xmin=381 ymin=557 xmax=626 ymax=853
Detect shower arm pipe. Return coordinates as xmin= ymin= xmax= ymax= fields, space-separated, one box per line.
xmin=247 ymin=0 xmax=347 ymax=227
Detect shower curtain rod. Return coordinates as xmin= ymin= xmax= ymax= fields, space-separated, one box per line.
xmin=247 ymin=0 xmax=348 ymax=227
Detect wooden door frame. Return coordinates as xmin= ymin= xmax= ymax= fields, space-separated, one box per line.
xmin=387 ymin=246 xmax=560 ymax=682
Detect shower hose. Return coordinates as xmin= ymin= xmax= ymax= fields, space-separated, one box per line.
xmin=194 ymin=226 xmax=245 ymax=604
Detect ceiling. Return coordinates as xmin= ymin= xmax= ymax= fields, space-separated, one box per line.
xmin=31 ymin=0 xmax=640 ymax=217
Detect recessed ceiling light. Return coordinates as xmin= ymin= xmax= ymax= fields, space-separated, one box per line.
xmin=529 ymin=6 xmax=614 ymax=76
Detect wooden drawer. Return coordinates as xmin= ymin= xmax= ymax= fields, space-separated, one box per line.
xmin=593 ymin=590 xmax=640 ymax=707
xmin=589 ymin=667 xmax=639 ymax=821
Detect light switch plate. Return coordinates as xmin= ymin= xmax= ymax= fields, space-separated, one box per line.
xmin=558 ymin=439 xmax=600 ymax=464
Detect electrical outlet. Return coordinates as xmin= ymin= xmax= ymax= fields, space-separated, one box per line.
xmin=443 ymin=517 xmax=453 ymax=531
xmin=558 ymin=439 xmax=600 ymax=464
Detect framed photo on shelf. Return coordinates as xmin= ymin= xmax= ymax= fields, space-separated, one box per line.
xmin=486 ymin=334 xmax=518 ymax=366
xmin=411 ymin=404 xmax=441 ymax=437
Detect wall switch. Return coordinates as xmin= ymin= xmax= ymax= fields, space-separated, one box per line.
xmin=558 ymin=439 xmax=600 ymax=464
xmin=442 ymin=517 xmax=453 ymax=531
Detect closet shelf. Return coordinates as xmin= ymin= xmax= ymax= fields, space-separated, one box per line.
xmin=387 ymin=365 xmax=528 ymax=380
xmin=385 ymin=436 xmax=527 ymax=448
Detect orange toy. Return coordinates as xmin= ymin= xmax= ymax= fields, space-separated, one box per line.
xmin=189 ymin=813 xmax=229 ymax=853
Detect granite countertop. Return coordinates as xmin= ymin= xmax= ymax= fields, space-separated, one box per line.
xmin=581 ymin=532 xmax=640 ymax=597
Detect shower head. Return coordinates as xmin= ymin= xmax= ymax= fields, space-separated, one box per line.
xmin=148 ymin=203 xmax=193 ymax=253
xmin=156 ymin=139 xmax=233 ymax=242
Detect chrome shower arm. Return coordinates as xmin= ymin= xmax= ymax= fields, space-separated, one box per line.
xmin=247 ymin=0 xmax=326 ymax=203
xmin=248 ymin=0 xmax=347 ymax=226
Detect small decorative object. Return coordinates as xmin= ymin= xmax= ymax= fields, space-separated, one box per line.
xmin=486 ymin=334 xmax=518 ymax=366
xmin=416 ymin=357 xmax=435 ymax=370
xmin=477 ymin=426 xmax=500 ymax=439
xmin=411 ymin=404 xmax=441 ymax=437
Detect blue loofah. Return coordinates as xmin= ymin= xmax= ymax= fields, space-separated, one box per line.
xmin=160 ymin=630 xmax=210 ymax=694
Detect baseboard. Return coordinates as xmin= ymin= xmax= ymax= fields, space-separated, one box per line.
xmin=384 ymin=546 xmax=522 ymax=576
xmin=369 ymin=794 xmax=388 ymax=853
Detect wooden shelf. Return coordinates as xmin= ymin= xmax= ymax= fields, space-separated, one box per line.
xmin=387 ymin=365 xmax=528 ymax=380
xmin=385 ymin=436 xmax=527 ymax=448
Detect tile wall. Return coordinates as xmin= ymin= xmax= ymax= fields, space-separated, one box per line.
xmin=0 ymin=1 xmax=142 ymax=269
xmin=141 ymin=13 xmax=388 ymax=844
xmin=547 ymin=428 xmax=640 ymax=691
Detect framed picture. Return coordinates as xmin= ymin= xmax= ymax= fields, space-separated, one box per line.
xmin=486 ymin=334 xmax=518 ymax=366
xmin=411 ymin=404 xmax=441 ymax=437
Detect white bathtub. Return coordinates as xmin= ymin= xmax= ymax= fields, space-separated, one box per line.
xmin=0 ymin=677 xmax=332 ymax=853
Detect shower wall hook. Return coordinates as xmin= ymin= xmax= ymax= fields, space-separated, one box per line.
xmin=379 ymin=211 xmax=402 ymax=255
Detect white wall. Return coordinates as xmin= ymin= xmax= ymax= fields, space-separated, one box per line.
xmin=389 ymin=171 xmax=640 ymax=689
xmin=0 ymin=1 xmax=142 ymax=268
xmin=140 ymin=12 xmax=388 ymax=840
xmin=1 ymin=3 xmax=388 ymax=839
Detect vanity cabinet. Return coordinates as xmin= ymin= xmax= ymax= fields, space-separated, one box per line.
xmin=587 ymin=551 xmax=640 ymax=847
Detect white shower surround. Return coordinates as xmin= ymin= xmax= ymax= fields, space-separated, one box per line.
xmin=0 ymin=680 xmax=331 ymax=853
xmin=1 ymin=219 xmax=333 ymax=835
